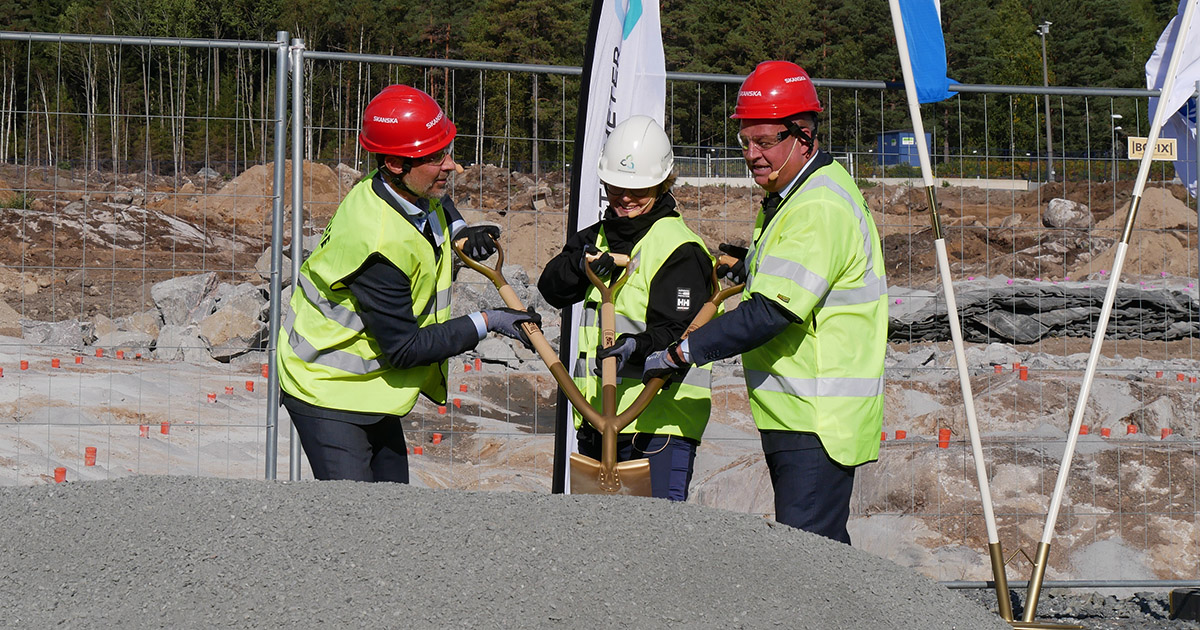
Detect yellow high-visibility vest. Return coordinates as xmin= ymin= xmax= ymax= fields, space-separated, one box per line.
xmin=742 ymin=161 xmax=888 ymax=466
xmin=277 ymin=174 xmax=452 ymax=415
xmin=572 ymin=216 xmax=716 ymax=441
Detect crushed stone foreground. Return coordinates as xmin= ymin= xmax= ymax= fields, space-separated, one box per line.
xmin=0 ymin=476 xmax=1010 ymax=629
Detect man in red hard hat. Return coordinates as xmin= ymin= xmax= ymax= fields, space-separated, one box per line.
xmin=642 ymin=61 xmax=887 ymax=543
xmin=277 ymin=84 xmax=540 ymax=482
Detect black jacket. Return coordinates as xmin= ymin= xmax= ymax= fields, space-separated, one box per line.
xmin=537 ymin=193 xmax=713 ymax=363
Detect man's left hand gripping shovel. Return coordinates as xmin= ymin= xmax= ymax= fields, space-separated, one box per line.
xmin=454 ymin=237 xmax=742 ymax=496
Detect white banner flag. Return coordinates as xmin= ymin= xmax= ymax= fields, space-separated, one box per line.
xmin=576 ymin=0 xmax=666 ymax=228
xmin=562 ymin=0 xmax=666 ymax=493
xmin=1146 ymin=0 xmax=1200 ymax=198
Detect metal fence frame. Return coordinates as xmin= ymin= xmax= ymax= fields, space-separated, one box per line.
xmin=3 ymin=29 xmax=1200 ymax=588
xmin=0 ymin=29 xmax=293 ymax=479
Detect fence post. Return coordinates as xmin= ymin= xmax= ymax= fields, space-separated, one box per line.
xmin=265 ymin=30 xmax=291 ymax=481
xmin=289 ymin=38 xmax=307 ymax=481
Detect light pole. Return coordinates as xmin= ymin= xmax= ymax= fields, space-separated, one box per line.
xmin=1111 ymin=114 xmax=1123 ymax=182
xmin=1037 ymin=21 xmax=1055 ymax=182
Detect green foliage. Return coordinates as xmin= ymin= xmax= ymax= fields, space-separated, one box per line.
xmin=0 ymin=192 xmax=30 ymax=209
xmin=0 ymin=0 xmax=1178 ymax=176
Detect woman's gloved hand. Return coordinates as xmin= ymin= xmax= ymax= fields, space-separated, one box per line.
xmin=581 ymin=243 xmax=616 ymax=278
xmin=594 ymin=335 xmax=637 ymax=375
xmin=483 ymin=306 xmax=542 ymax=350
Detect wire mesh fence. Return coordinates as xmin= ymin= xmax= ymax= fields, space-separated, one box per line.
xmin=0 ymin=32 xmax=291 ymax=482
xmin=1 ymin=30 xmax=1198 ymax=583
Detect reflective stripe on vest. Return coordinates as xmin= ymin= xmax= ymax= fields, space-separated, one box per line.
xmin=747 ymin=174 xmax=885 ymax=307
xmin=296 ymin=274 xmax=365 ymax=332
xmin=285 ymin=266 xmax=450 ymax=376
xmin=573 ymin=357 xmax=712 ymax=390
xmin=418 ymin=287 xmax=451 ymax=318
xmin=580 ymin=307 xmax=646 ymax=335
xmin=746 ymin=370 xmax=884 ymax=398
xmin=283 ymin=305 xmax=382 ymax=375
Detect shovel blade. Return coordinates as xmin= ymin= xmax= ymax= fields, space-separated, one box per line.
xmin=568 ymin=453 xmax=652 ymax=497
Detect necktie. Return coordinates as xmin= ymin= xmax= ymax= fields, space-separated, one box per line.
xmin=420 ymin=216 xmax=441 ymax=259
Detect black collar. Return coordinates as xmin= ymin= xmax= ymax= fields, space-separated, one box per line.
xmin=598 ymin=193 xmax=680 ymax=254
xmin=764 ymin=150 xmax=834 ymax=226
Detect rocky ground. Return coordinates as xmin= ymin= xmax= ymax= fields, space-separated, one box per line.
xmin=2 ymin=161 xmax=1200 ymax=626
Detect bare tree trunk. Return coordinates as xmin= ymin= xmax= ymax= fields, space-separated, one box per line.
xmin=106 ymin=45 xmax=123 ymax=172
xmin=140 ymin=49 xmax=150 ymax=174
xmin=304 ymin=61 xmax=312 ymax=162
xmin=37 ymin=75 xmax=53 ymax=167
xmin=83 ymin=45 xmax=99 ymax=172
xmin=166 ymin=47 xmax=189 ymax=179
xmin=354 ymin=28 xmax=366 ymax=171
xmin=0 ymin=59 xmax=11 ymax=164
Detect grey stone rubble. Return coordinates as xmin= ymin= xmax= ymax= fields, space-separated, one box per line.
xmin=17 ymin=267 xmax=1200 ymax=367
xmin=20 ymin=270 xmax=271 ymax=365
xmin=891 ymin=278 xmax=1200 ymax=344
xmin=14 ymin=250 xmax=561 ymax=370
xmin=0 ymin=476 xmax=1011 ymax=630
xmin=960 ymin=589 xmax=1200 ymax=629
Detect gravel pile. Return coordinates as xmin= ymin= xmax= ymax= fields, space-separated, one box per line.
xmin=0 ymin=476 xmax=1011 ymax=629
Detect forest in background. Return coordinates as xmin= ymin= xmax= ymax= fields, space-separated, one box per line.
xmin=0 ymin=0 xmax=1186 ymax=180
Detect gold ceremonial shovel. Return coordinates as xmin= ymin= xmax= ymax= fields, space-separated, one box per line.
xmin=454 ymin=238 xmax=741 ymax=495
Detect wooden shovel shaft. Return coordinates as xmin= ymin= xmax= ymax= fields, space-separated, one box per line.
xmin=585 ymin=251 xmax=630 ymax=268
xmin=455 ymin=237 xmax=745 ymax=484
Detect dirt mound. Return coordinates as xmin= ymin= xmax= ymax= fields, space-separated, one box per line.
xmin=172 ymin=160 xmax=346 ymax=228
xmin=1069 ymin=187 xmax=1198 ymax=280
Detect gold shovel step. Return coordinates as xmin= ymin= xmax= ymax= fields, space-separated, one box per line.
xmin=569 ymin=453 xmax=652 ymax=496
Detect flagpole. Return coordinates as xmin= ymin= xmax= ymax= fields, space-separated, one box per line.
xmin=554 ymin=0 xmax=606 ymax=494
xmin=1021 ymin=0 xmax=1199 ymax=624
xmin=887 ymin=0 xmax=1015 ymax=623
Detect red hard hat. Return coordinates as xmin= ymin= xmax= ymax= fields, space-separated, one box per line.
xmin=359 ymin=85 xmax=456 ymax=158
xmin=731 ymin=61 xmax=823 ymax=120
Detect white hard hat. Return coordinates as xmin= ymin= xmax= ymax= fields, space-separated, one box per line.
xmin=597 ymin=115 xmax=674 ymax=189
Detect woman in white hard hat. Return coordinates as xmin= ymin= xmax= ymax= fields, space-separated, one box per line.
xmin=537 ymin=115 xmax=715 ymax=501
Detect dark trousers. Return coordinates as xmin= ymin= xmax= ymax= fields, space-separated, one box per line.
xmin=762 ymin=431 xmax=856 ymax=544
xmin=288 ymin=407 xmax=410 ymax=483
xmin=577 ymin=425 xmax=698 ymax=501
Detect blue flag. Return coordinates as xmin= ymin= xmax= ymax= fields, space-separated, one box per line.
xmin=898 ymin=0 xmax=957 ymax=103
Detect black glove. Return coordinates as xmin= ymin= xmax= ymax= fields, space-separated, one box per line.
xmin=457 ymin=224 xmax=501 ymax=261
xmin=581 ymin=243 xmax=616 ymax=278
xmin=641 ymin=341 xmax=689 ymax=384
xmin=593 ymin=335 xmax=637 ymax=376
xmin=484 ymin=306 xmax=542 ymax=350
xmin=715 ymin=243 xmax=749 ymax=284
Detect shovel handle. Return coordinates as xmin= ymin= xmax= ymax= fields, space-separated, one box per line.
xmin=452 ymin=237 xmax=604 ymax=429
xmin=613 ymin=263 xmax=745 ymax=430
xmin=585 ymin=251 xmax=630 ymax=267
xmin=583 ymin=252 xmax=631 ymax=305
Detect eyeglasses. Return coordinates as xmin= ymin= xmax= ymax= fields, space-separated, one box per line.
xmin=417 ymin=143 xmax=454 ymax=164
xmin=736 ymin=129 xmax=792 ymax=152
xmin=604 ymin=183 xmax=655 ymax=199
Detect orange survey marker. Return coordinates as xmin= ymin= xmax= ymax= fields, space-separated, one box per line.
xmin=454 ymin=238 xmax=742 ymax=496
